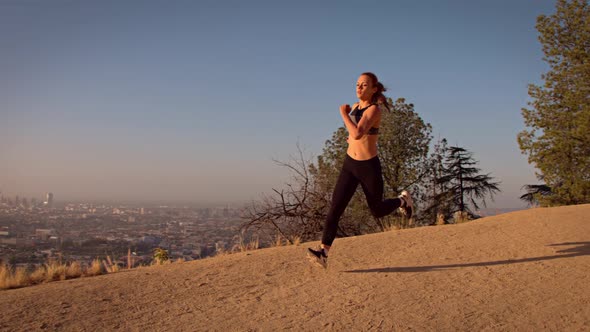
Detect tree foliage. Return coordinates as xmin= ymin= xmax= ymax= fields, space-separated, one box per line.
xmin=153 ymin=248 xmax=169 ymax=264
xmin=421 ymin=138 xmax=453 ymax=223
xmin=435 ymin=146 xmax=501 ymax=219
xmin=518 ymin=0 xmax=590 ymax=205
xmin=520 ymin=184 xmax=553 ymax=206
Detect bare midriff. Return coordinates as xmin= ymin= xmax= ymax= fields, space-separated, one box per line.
xmin=347 ymin=131 xmax=379 ymax=161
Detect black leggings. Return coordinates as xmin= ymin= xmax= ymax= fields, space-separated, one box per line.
xmin=321 ymin=154 xmax=402 ymax=246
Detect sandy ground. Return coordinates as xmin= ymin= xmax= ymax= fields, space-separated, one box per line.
xmin=1 ymin=204 xmax=589 ymax=332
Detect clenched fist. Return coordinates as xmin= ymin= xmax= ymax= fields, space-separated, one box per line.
xmin=340 ymin=104 xmax=351 ymax=115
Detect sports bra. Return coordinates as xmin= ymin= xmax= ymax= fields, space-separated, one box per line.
xmin=349 ymin=104 xmax=379 ymax=135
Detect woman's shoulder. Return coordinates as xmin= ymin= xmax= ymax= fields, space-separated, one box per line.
xmin=367 ymin=104 xmax=382 ymax=113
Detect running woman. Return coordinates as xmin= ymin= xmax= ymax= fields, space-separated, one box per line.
xmin=307 ymin=72 xmax=413 ymax=268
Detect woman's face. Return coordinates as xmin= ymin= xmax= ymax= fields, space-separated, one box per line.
xmin=356 ymin=75 xmax=377 ymax=101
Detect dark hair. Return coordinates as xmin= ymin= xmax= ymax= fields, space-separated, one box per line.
xmin=361 ymin=72 xmax=390 ymax=111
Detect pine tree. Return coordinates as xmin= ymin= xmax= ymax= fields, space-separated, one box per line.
xmin=422 ymin=138 xmax=453 ymax=223
xmin=520 ymin=184 xmax=553 ymax=206
xmin=518 ymin=0 xmax=590 ymax=205
xmin=436 ymin=146 xmax=501 ymax=220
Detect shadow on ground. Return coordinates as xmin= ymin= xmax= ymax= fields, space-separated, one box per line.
xmin=344 ymin=242 xmax=590 ymax=274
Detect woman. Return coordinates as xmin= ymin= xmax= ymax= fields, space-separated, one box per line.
xmin=307 ymin=72 xmax=413 ymax=268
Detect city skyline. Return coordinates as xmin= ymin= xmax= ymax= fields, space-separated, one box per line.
xmin=1 ymin=1 xmax=557 ymax=208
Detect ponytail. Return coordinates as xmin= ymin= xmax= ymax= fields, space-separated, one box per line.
xmin=361 ymin=72 xmax=391 ymax=112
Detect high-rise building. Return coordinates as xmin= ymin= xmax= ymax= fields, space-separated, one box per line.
xmin=44 ymin=192 xmax=54 ymax=208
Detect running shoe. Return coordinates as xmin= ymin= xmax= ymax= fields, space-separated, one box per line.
xmin=398 ymin=190 xmax=414 ymax=219
xmin=307 ymin=247 xmax=328 ymax=269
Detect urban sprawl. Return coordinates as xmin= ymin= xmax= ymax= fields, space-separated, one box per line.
xmin=0 ymin=193 xmax=247 ymax=269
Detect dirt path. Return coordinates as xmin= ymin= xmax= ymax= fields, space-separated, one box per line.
xmin=1 ymin=204 xmax=589 ymax=331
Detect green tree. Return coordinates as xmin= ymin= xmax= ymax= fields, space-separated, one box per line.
xmin=518 ymin=0 xmax=590 ymax=205
xmin=436 ymin=146 xmax=501 ymax=220
xmin=379 ymin=98 xmax=433 ymax=196
xmin=153 ymin=248 xmax=169 ymax=264
xmin=421 ymin=138 xmax=453 ymax=224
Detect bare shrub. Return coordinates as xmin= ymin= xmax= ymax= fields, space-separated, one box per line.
xmin=241 ymin=145 xmax=330 ymax=245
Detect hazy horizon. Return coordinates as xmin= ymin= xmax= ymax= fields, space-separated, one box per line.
xmin=1 ymin=1 xmax=556 ymax=209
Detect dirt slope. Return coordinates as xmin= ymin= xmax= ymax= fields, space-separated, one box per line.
xmin=1 ymin=204 xmax=589 ymax=331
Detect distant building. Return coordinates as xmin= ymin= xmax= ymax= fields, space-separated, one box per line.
xmin=44 ymin=192 xmax=54 ymax=208
xmin=35 ymin=229 xmax=54 ymax=241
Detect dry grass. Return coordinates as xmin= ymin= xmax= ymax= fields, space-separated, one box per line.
xmin=235 ymin=236 xmax=259 ymax=252
xmin=0 ymin=265 xmax=31 ymax=290
xmin=382 ymin=216 xmax=409 ymax=232
xmin=1 ymin=234 xmax=301 ymax=291
xmin=289 ymin=236 xmax=302 ymax=246
xmin=1 ymin=255 xmax=127 ymax=291
xmin=453 ymin=211 xmax=471 ymax=224
xmin=102 ymin=256 xmax=120 ymax=273
xmin=13 ymin=267 xmax=28 ymax=287
xmin=215 ymin=247 xmax=229 ymax=257
xmin=436 ymin=213 xmax=446 ymax=225
xmin=246 ymin=237 xmax=260 ymax=251
xmin=383 ymin=222 xmax=401 ymax=232
xmin=86 ymin=259 xmax=103 ymax=277
xmin=29 ymin=266 xmax=46 ymax=284
xmin=151 ymin=259 xmax=172 ymax=266
xmin=127 ymin=248 xmax=133 ymax=269
xmin=224 ymin=234 xmax=262 ymax=256
xmin=0 ymin=265 xmax=9 ymax=289
xmin=66 ymin=262 xmax=83 ymax=279
xmin=0 ymin=265 xmax=17 ymax=289
xmin=273 ymin=234 xmax=284 ymax=247
xmin=45 ymin=260 xmax=67 ymax=282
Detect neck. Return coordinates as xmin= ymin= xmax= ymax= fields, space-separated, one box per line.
xmin=358 ymin=100 xmax=372 ymax=108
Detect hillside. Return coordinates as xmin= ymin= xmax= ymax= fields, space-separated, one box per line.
xmin=1 ymin=204 xmax=589 ymax=331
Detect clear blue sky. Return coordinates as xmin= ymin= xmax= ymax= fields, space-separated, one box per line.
xmin=1 ymin=0 xmax=556 ymax=207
